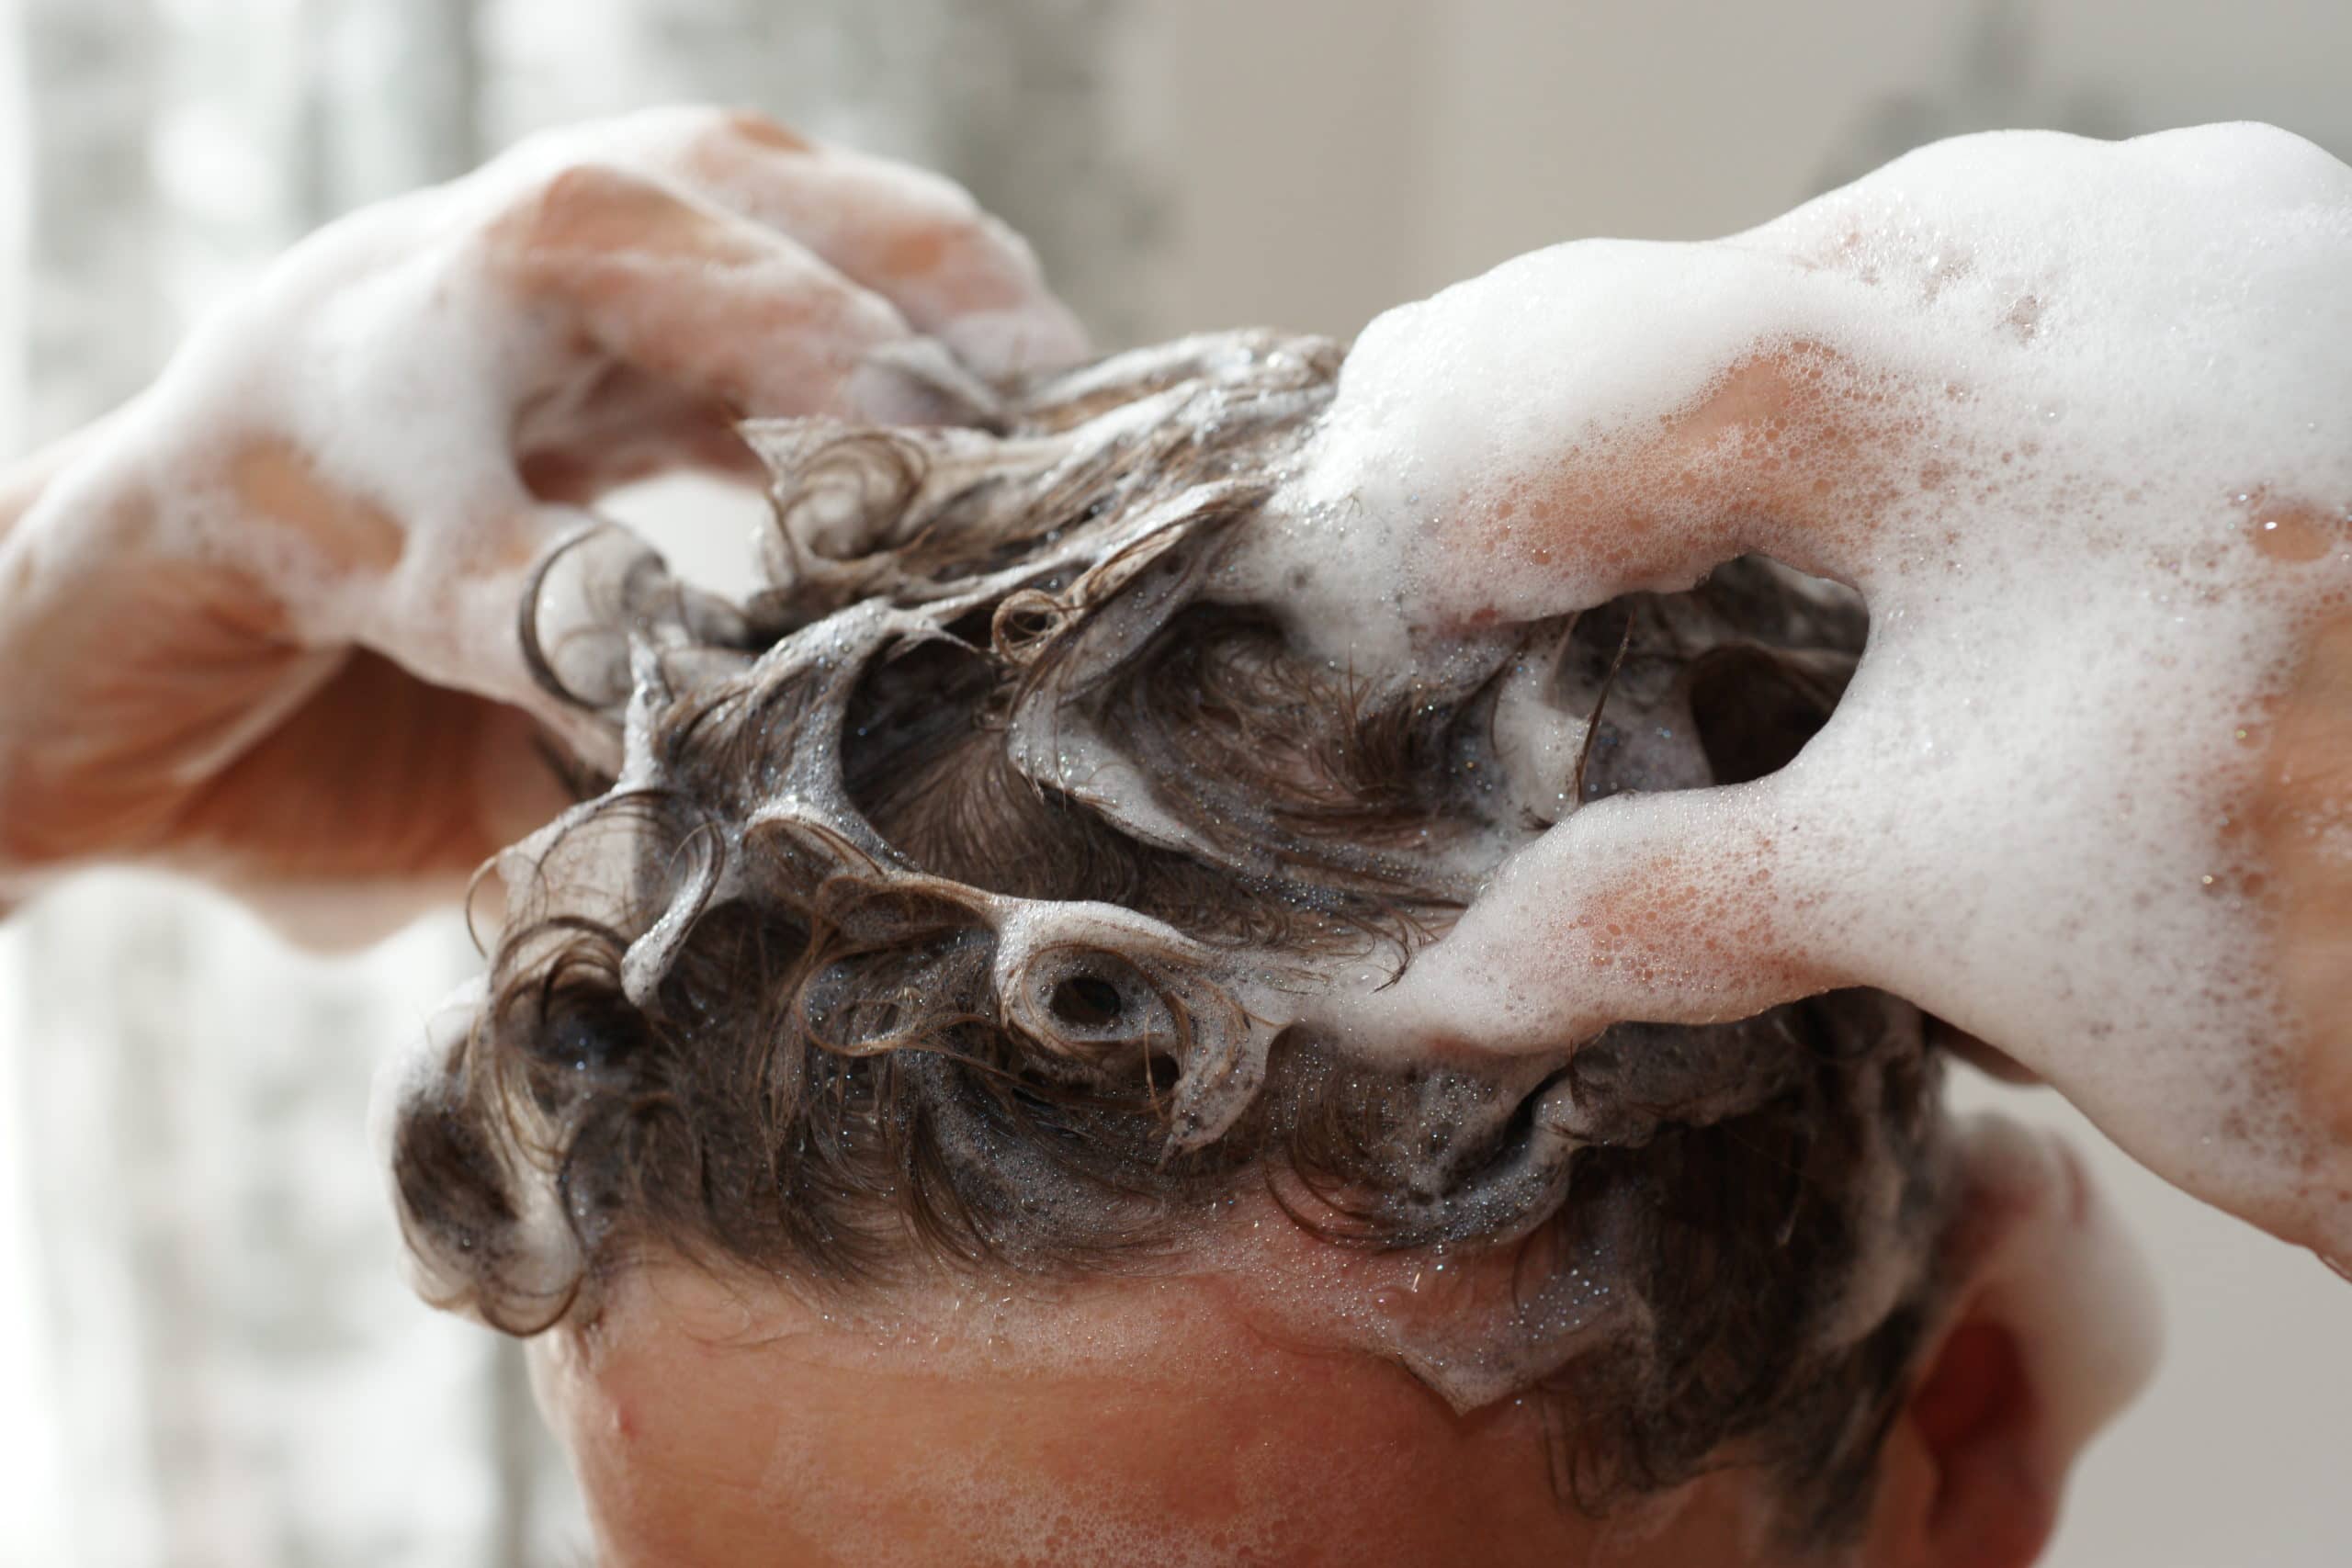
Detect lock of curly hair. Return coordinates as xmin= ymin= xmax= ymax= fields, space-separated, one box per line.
xmin=384 ymin=330 xmax=1958 ymax=1548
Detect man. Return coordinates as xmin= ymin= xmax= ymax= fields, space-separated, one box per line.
xmin=0 ymin=108 xmax=2336 ymax=1565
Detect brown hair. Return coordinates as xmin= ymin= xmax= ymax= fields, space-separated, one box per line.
xmin=388 ymin=331 xmax=1956 ymax=1549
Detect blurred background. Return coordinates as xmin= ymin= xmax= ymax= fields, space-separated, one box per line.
xmin=1 ymin=1 xmax=2347 ymax=1564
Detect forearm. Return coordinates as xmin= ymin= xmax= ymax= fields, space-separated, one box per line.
xmin=0 ymin=407 xmax=175 ymax=888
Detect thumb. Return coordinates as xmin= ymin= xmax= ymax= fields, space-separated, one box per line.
xmin=1329 ymin=772 xmax=1858 ymax=1057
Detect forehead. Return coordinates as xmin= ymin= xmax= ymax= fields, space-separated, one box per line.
xmin=537 ymin=1256 xmax=1705 ymax=1568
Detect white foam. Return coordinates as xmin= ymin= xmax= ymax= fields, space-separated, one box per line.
xmin=1 ymin=108 xmax=1072 ymax=799
xmin=1256 ymin=125 xmax=2352 ymax=1257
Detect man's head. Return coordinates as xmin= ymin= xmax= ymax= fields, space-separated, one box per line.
xmin=379 ymin=333 xmax=2156 ymax=1564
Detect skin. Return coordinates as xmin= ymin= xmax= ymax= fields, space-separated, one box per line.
xmin=528 ymin=1146 xmax=2115 ymax=1568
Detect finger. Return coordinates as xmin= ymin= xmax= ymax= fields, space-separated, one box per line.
xmin=485 ymin=161 xmax=967 ymax=428
xmin=349 ymin=476 xmax=744 ymax=773
xmin=1355 ymin=684 xmax=2352 ymax=1261
xmin=514 ymin=362 xmax=769 ymax=504
xmin=1465 ymin=343 xmax=1901 ymax=613
xmin=1293 ymin=248 xmax=1918 ymax=644
xmin=617 ymin=107 xmax=1089 ymax=378
xmin=1325 ymin=768 xmax=1865 ymax=1059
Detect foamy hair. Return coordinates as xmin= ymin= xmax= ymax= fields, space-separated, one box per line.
xmin=378 ymin=329 xmax=1963 ymax=1542
xmin=1241 ymin=124 xmax=2352 ymax=1253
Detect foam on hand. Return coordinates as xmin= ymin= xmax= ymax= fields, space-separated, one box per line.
xmin=1237 ymin=125 xmax=2352 ymax=1256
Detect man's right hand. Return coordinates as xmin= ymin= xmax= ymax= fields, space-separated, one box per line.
xmin=0 ymin=107 xmax=1083 ymax=931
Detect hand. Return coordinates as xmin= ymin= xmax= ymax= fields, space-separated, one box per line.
xmin=1283 ymin=123 xmax=2352 ymax=1262
xmin=0 ymin=106 xmax=1084 ymax=933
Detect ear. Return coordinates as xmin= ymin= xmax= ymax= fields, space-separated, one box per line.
xmin=1898 ymin=1318 xmax=2056 ymax=1568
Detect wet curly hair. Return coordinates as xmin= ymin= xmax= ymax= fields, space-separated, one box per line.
xmin=386 ymin=330 xmax=1960 ymax=1549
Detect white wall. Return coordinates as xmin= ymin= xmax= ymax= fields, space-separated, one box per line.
xmin=1122 ymin=0 xmax=2352 ymax=337
xmin=1108 ymin=4 xmax=2352 ymax=1564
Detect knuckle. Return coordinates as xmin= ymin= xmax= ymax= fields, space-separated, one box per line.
xmin=865 ymin=174 xmax=1035 ymax=296
xmin=656 ymin=103 xmax=750 ymax=157
xmin=533 ymin=161 xmax=662 ymax=222
xmin=622 ymin=106 xmax=814 ymax=175
xmin=493 ymin=162 xmax=686 ymax=264
xmin=713 ymin=107 xmax=811 ymax=154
